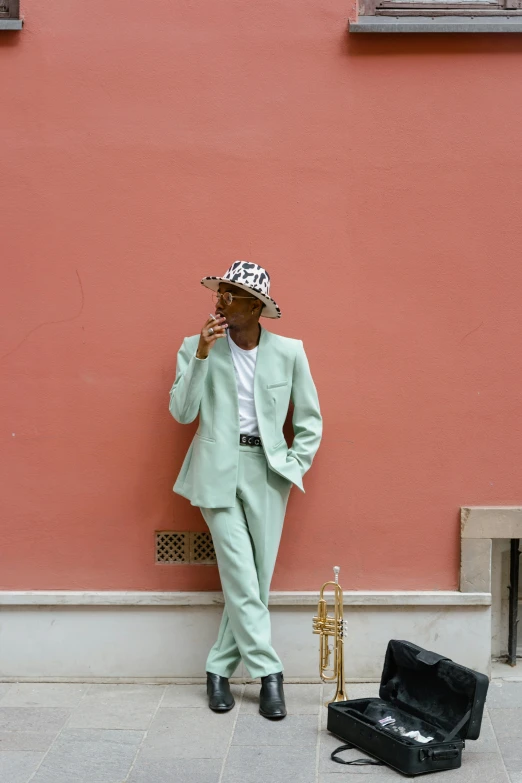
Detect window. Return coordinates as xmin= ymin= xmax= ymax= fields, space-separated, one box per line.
xmin=360 ymin=0 xmax=521 ymax=14
xmin=0 ymin=1 xmax=20 ymax=19
xmin=351 ymin=0 xmax=522 ymax=32
xmin=0 ymin=0 xmax=22 ymax=30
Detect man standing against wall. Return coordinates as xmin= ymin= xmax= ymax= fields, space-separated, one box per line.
xmin=169 ymin=262 xmax=322 ymax=719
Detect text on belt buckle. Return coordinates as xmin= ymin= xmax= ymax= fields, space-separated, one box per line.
xmin=240 ymin=435 xmax=261 ymax=447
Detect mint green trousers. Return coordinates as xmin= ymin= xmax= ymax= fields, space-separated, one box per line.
xmin=201 ymin=444 xmax=292 ymax=680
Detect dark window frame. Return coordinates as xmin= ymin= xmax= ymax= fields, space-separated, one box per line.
xmin=0 ymin=0 xmax=20 ymax=19
xmin=359 ymin=0 xmax=522 ymax=16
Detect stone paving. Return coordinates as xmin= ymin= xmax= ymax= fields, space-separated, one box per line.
xmin=0 ymin=678 xmax=520 ymax=783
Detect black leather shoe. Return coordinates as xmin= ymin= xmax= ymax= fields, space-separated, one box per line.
xmin=259 ymin=672 xmax=287 ymax=719
xmin=206 ymin=672 xmax=235 ymax=712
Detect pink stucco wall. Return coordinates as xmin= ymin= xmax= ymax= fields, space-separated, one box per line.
xmin=2 ymin=2 xmax=522 ymax=592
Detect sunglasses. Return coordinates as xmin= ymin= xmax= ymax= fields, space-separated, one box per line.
xmin=212 ymin=292 xmax=258 ymax=306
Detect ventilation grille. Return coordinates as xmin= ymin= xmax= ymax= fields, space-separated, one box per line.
xmin=155 ymin=531 xmax=217 ymax=565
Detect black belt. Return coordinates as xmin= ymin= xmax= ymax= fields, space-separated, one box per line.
xmin=239 ymin=434 xmax=262 ymax=447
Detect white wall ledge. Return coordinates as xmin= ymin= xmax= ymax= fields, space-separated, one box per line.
xmin=0 ymin=19 xmax=23 ymax=30
xmin=0 ymin=590 xmax=491 ymax=606
xmin=350 ymin=16 xmax=522 ymax=33
xmin=0 ymin=591 xmax=492 ymax=679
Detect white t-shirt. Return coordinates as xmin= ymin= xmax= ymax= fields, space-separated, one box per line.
xmin=227 ymin=332 xmax=260 ymax=436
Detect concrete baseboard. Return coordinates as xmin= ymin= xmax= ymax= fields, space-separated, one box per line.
xmin=0 ymin=590 xmax=491 ymax=681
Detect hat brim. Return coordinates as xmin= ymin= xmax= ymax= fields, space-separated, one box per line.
xmin=201 ymin=277 xmax=281 ymax=319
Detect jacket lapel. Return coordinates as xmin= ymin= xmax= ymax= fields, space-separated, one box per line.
xmin=254 ymin=326 xmax=273 ymax=397
xmin=212 ymin=326 xmax=274 ymax=438
xmin=211 ymin=332 xmax=240 ymax=422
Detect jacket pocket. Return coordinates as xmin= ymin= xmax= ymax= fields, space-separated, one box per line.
xmin=197 ymin=382 xmax=215 ymax=441
xmin=267 ymin=381 xmax=288 ymax=389
xmin=195 ymin=432 xmax=216 ymax=443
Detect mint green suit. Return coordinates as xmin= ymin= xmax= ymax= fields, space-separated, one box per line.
xmin=169 ymin=326 xmax=322 ymax=678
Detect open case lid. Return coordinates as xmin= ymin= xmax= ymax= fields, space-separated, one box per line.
xmin=379 ymin=640 xmax=489 ymax=741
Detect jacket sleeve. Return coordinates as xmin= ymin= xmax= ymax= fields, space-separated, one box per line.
xmin=168 ymin=338 xmax=209 ymax=424
xmin=287 ymin=341 xmax=322 ymax=477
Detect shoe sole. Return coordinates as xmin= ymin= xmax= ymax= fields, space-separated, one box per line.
xmin=209 ymin=703 xmax=235 ymax=712
xmin=259 ymin=708 xmax=287 ymax=720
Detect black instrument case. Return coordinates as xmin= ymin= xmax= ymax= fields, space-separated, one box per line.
xmin=327 ymin=639 xmax=489 ymax=776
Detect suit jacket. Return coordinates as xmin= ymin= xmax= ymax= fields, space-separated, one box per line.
xmin=169 ymin=326 xmax=322 ymax=508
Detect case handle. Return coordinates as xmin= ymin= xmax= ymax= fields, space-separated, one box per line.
xmin=416 ymin=650 xmax=450 ymax=665
xmin=331 ymin=743 xmax=385 ymax=767
xmin=420 ymin=748 xmax=460 ymax=762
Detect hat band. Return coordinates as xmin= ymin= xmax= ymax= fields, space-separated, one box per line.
xmin=224 ymin=280 xmax=269 ymax=298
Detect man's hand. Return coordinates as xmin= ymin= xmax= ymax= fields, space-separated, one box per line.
xmin=196 ymin=314 xmax=228 ymax=360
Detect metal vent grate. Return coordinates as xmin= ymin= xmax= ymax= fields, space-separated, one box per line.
xmin=190 ymin=532 xmax=217 ymax=564
xmin=155 ymin=531 xmax=216 ymax=564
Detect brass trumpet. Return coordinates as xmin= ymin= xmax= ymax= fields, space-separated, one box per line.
xmin=313 ymin=565 xmax=348 ymax=705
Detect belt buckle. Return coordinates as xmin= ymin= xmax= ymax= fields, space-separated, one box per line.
xmin=240 ymin=434 xmax=261 ymax=447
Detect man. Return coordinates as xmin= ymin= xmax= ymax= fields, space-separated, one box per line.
xmin=169 ymin=261 xmax=322 ymax=719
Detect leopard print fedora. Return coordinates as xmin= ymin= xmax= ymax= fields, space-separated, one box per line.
xmin=201 ymin=261 xmax=281 ymax=319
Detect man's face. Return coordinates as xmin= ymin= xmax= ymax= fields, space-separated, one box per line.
xmin=215 ymin=282 xmax=261 ymax=327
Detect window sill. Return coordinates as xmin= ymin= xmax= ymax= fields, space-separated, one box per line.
xmin=0 ymin=18 xmax=23 ymax=30
xmin=349 ymin=15 xmax=522 ymax=31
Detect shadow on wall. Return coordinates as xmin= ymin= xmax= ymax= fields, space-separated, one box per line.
xmin=342 ymin=30 xmax=522 ymax=58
